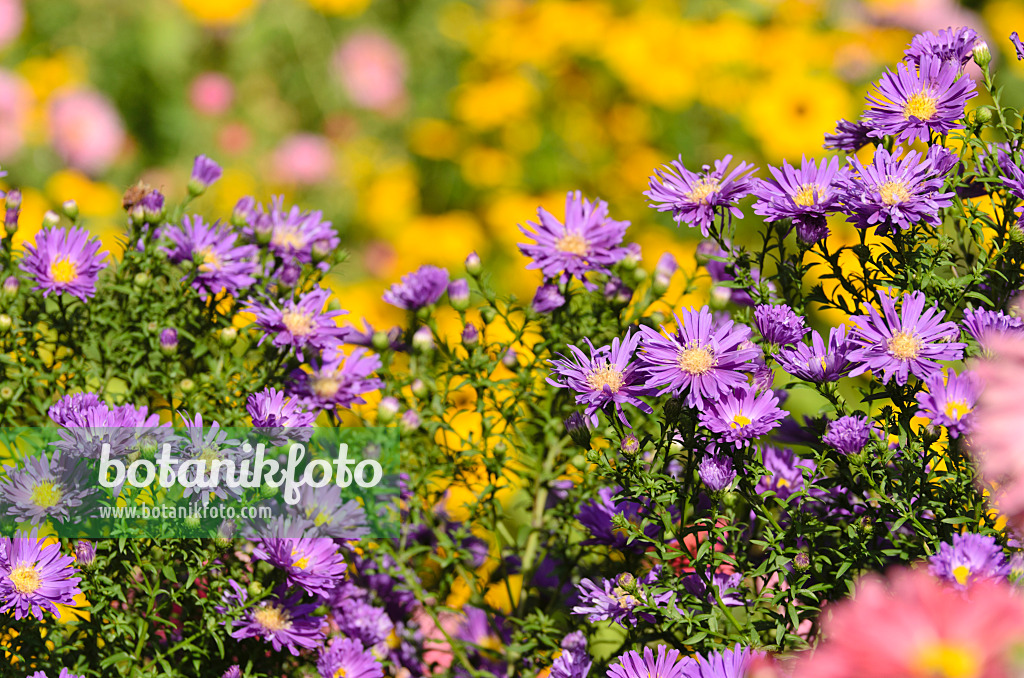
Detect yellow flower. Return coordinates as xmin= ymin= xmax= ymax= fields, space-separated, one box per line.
xmin=453 ymin=73 xmax=538 ymax=131
xmin=305 ymin=0 xmax=370 ymax=17
xmin=44 ymin=170 xmax=120 ymax=218
xmin=460 ymin=146 xmax=520 ymax=188
xmin=408 ymin=118 xmax=462 ymax=160
xmin=360 ymin=165 xmax=420 ymax=231
xmin=177 ymin=0 xmax=258 ymax=25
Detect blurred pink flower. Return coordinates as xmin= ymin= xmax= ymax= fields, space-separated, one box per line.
xmin=793 ymin=568 xmax=1024 ymax=678
xmin=0 ymin=0 xmax=24 ymax=49
xmin=217 ymin=122 xmax=251 ymax=155
xmin=189 ymin=72 xmax=234 ymax=116
xmin=270 ymin=133 xmax=333 ymax=186
xmin=411 ymin=607 xmax=461 ymax=671
xmin=48 ymin=89 xmax=126 ymax=175
xmin=332 ymin=31 xmax=407 ymax=114
xmin=0 ymin=68 xmax=31 ymax=160
xmin=972 ymin=333 xmax=1024 ymax=534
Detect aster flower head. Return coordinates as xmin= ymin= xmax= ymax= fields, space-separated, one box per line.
xmin=317 ymin=637 xmax=384 ymax=678
xmin=753 ymin=304 xmax=810 ymax=347
xmin=1012 ymin=32 xmax=1024 ymax=60
xmin=824 ymin=118 xmax=873 ymax=152
xmin=576 ymin=486 xmax=659 ymax=550
xmin=334 ymin=597 xmax=394 ymax=648
xmin=847 ymin=290 xmax=965 ymax=385
xmin=961 ymin=306 xmax=1024 ymax=348
xmin=0 ymin=530 xmax=82 ymax=620
xmin=682 ymin=645 xmax=769 ymax=678
xmin=572 ymin=569 xmax=674 ymax=627
xmin=189 ymin=154 xmax=222 ymax=191
xmin=26 ymin=671 xmax=86 ymax=678
xmin=288 ymin=347 xmax=384 ymax=411
xmin=246 ymin=387 xmax=316 ymax=445
xmin=822 ymin=414 xmax=874 ymax=455
xmin=756 ymin=446 xmax=814 ymax=500
xmin=904 ymin=27 xmax=979 ymax=68
xmin=219 ymin=580 xmax=323 ymax=655
xmin=637 ymin=306 xmax=760 ymax=408
xmin=646 ymin=155 xmax=757 ymax=236
xmin=290 ymin=481 xmax=369 ymax=540
xmin=518 ymin=191 xmax=630 ymax=288
xmin=699 ymin=385 xmax=787 ymax=447
xmin=252 ymin=526 xmax=348 ymax=597
xmin=383 ymin=265 xmax=449 ymax=310
xmin=247 ymin=286 xmax=348 ymax=359
xmin=683 ymin=570 xmax=745 ymax=607
xmin=839 ymin=146 xmax=953 ymax=235
xmin=997 ymin=153 xmax=1024 ymax=231
xmin=929 ymin=533 xmax=1010 ymax=590
xmin=698 ymin=452 xmax=736 ymax=493
xmin=864 ymin=55 xmax=977 ymax=144
xmin=20 ymin=226 xmax=108 ymax=300
xmin=608 ymin=645 xmax=694 ymax=678
xmin=0 ymin=452 xmax=95 ymax=524
xmin=915 ymin=369 xmax=979 ymax=438
xmin=551 ymin=631 xmax=592 ymax=678
xmin=162 ymin=215 xmax=258 ymax=297
xmin=548 ymin=329 xmax=654 ymax=427
xmin=532 ymin=283 xmax=566 ymax=313
xmin=752 ymin=156 xmax=844 ymax=234
xmin=244 ymin=196 xmax=339 ymax=265
xmin=775 ymin=326 xmax=855 ymax=383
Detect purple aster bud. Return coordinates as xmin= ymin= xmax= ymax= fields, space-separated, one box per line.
xmin=1012 ymin=32 xmax=1024 ymax=61
xmin=462 ymin=322 xmax=479 ymax=347
xmin=465 ymin=251 xmax=482 ymax=276
xmin=698 ymin=453 xmax=736 ymax=493
xmin=399 ymin=409 xmax=421 ymax=434
xmin=822 ymin=414 xmax=873 ymax=455
xmin=796 ymin=219 xmax=830 ymax=245
xmin=140 ymin=190 xmax=165 ymax=222
xmin=502 ymin=347 xmax=518 ymax=370
xmin=189 ymin=154 xmax=223 ymax=194
xmin=754 ymin=304 xmax=810 ymax=347
xmin=42 ymin=211 xmax=60 ymax=229
xmin=378 ymin=396 xmax=400 ymax=424
xmin=2 ymin=276 xmax=18 ymax=298
xmin=564 ymin=411 xmax=591 ymax=448
xmin=4 ymin=188 xmax=20 ymax=236
xmin=232 ymin=196 xmax=257 ymax=229
xmin=973 ymin=40 xmax=991 ymax=68
xmin=793 ymin=551 xmax=811 ymax=571
xmin=604 ymin=277 xmax=633 ymax=306
xmin=620 ymin=242 xmax=642 ymax=271
xmin=412 ymin=326 xmax=434 ymax=353
xmin=652 ymin=252 xmax=677 ymax=295
xmin=75 ymin=540 xmax=96 ymax=568
xmin=531 ymin=284 xmax=565 ymax=314
xmin=750 ymin=361 xmax=775 ymax=393
xmin=621 ymin=434 xmax=639 ymax=456
xmin=311 ymin=239 xmax=333 ymax=263
xmin=448 ymin=278 xmax=470 ymax=311
xmin=62 ymin=199 xmax=79 ymax=221
xmin=160 ymin=327 xmax=178 ymax=354
xmin=411 ymin=378 xmax=428 ymax=398
xmin=710 ymin=285 xmax=731 ymax=309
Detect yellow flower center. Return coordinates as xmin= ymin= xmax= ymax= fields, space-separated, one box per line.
xmin=952 ymin=565 xmax=971 ymax=586
xmin=199 ymin=447 xmax=221 ymax=463
xmin=30 ymin=481 xmax=63 ymax=509
xmin=9 ymin=564 xmax=42 ymax=594
xmin=291 ymin=548 xmax=311 ymax=570
xmin=253 ymin=604 xmax=293 ymax=632
xmin=586 ymin=363 xmax=625 ymax=394
xmin=944 ymin=400 xmax=971 ymax=420
xmin=612 ymin=586 xmax=638 ymax=608
xmin=903 ymin=91 xmax=939 ymax=121
xmin=914 ymin=642 xmax=979 ymax=678
xmin=730 ymin=414 xmax=752 ymax=429
xmin=887 ymin=331 xmax=921 ymax=360
xmin=50 ymin=257 xmax=79 ymax=284
xmin=878 ymin=180 xmax=911 ymax=206
xmin=793 ymin=184 xmax=820 ymax=207
xmin=555 ymin=232 xmax=589 ymax=256
xmin=677 ymin=346 xmax=716 ymax=375
xmin=312 ymin=376 xmax=342 ymax=398
xmin=478 ymin=634 xmax=504 ymax=652
xmin=334 ymin=670 xmax=347 ymax=678
xmin=199 ymin=247 xmax=222 ymax=272
xmin=282 ymin=310 xmax=316 ymax=337
xmin=776 ymin=477 xmax=790 ymax=488
xmin=686 ymin=177 xmax=721 ymax=204
xmin=271 ymin=229 xmax=305 ymax=250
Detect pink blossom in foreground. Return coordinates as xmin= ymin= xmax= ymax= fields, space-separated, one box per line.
xmin=332 ymin=31 xmax=407 ymax=113
xmin=48 ymin=89 xmax=126 ymax=175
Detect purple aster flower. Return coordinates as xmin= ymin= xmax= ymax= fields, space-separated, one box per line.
xmin=646 ymin=155 xmax=756 ymax=236
xmin=221 ymin=667 xmax=241 ymax=678
xmin=637 ymin=306 xmax=760 ymax=408
xmin=551 ymin=631 xmax=591 ymax=678
xmin=749 ymin=359 xmax=775 ymax=394
xmin=177 ymin=411 xmax=250 ymax=504
xmin=929 ymin=532 xmax=1010 ymax=590
xmin=997 ymin=152 xmax=1024 ymax=232
xmin=290 ymin=482 xmax=369 ymax=540
xmin=547 ymin=329 xmax=654 ymax=427
xmin=682 ymin=644 xmax=769 ymax=678
xmin=383 ymin=265 xmax=449 ymax=310
xmin=27 ymin=671 xmax=86 ymax=678
xmin=74 ymin=540 xmax=95 ymax=568
xmin=247 ymin=286 xmax=348 ymax=359
xmin=904 ymin=27 xmax=979 ymax=68
xmin=962 ymin=306 xmax=1024 ymax=348
xmin=608 ymin=646 xmax=694 ymax=678
xmin=576 ymin=486 xmax=658 ymax=550
xmin=572 ymin=569 xmax=673 ymax=627
xmin=190 ymin=154 xmax=222 ymax=191
xmin=246 ymin=386 xmax=317 ymax=440
xmin=46 ymin=392 xmax=101 ymax=426
xmin=824 ymin=118 xmax=873 ymax=152
xmin=822 ymin=415 xmax=874 ymax=455
xmin=49 ymin=395 xmax=170 ymax=461
xmin=288 ymin=347 xmax=383 ymax=411
xmin=1012 ymin=32 xmax=1024 ymax=60
xmin=162 ymin=215 xmax=258 ymax=297
xmin=335 ymin=597 xmax=394 ymax=647
xmin=751 ymin=156 xmax=844 ymax=235
xmin=244 ymin=196 xmax=339 ymax=265
xmin=753 ymin=304 xmax=810 ymax=347
xmin=775 ymin=326 xmax=854 ymax=383
xmin=20 ymin=226 xmax=108 ymax=300
xmin=220 ymin=580 xmax=324 ymax=655
xmin=915 ymin=369 xmax=979 ymax=438
xmin=756 ymin=446 xmax=813 ymax=500
xmin=518 ymin=191 xmax=630 ymax=289
xmin=839 ymin=146 xmax=953 ymax=235
xmin=682 ymin=570 xmax=744 ymax=607
xmin=0 ymin=452 xmax=95 ymax=525
xmin=927 ymin=144 xmax=960 ymax=177
xmin=699 ymin=386 xmax=786 ymax=447
xmin=864 ymin=56 xmax=977 ymax=144
xmin=317 ymin=637 xmax=384 ymax=678
xmin=847 ymin=290 xmax=965 ymax=384
xmin=252 ymin=530 xmax=348 ymax=597
xmin=0 ymin=530 xmax=82 ymax=620
xmin=532 ymin=283 xmax=566 ymax=313
xmin=698 ymin=452 xmax=735 ymax=492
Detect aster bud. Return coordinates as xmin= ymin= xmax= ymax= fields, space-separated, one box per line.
xmin=180 ymin=378 xmax=196 ymax=393
xmin=0 ymin=386 xmax=13 ymax=401
xmin=75 ymin=540 xmax=97 ymax=569
xmin=232 ymin=196 xmax=255 ymax=228
xmin=448 ymin=278 xmax=471 ymax=311
xmin=399 ymin=409 xmax=421 ymax=434
xmin=247 ymin=581 xmax=264 ymax=597
xmin=371 ymin=331 xmax=392 ymax=352
xmin=974 ymin=106 xmax=993 ymax=125
xmin=411 ymin=326 xmax=434 ymax=353
xmin=1010 ymin=224 xmax=1024 ymax=245
xmin=311 ymin=240 xmax=332 ymax=264
xmin=0 ymin=314 xmax=11 ymax=333
xmin=710 ymin=285 xmax=732 ymax=309
xmin=2 ymin=276 xmax=18 ymax=299
xmin=189 ymin=154 xmax=222 ymax=196
xmin=62 ymin=200 xmax=79 ymax=221
xmin=160 ymin=328 xmax=178 ymax=354
xmin=649 ymin=310 xmax=666 ymax=327
xmin=973 ymin=40 xmax=991 ymax=69
xmin=652 ymin=252 xmax=677 ymax=295
xmin=793 ymin=551 xmax=811 ymax=571
xmin=465 ymin=251 xmax=482 ymax=276
xmin=411 ymin=378 xmax=429 ymax=399
xmin=501 ymin=347 xmax=518 ymax=370
xmin=564 ymin=412 xmax=591 ymax=448
xmin=462 ymin=322 xmax=479 ymax=348
xmin=260 ymin=483 xmax=279 ymax=499
xmin=42 ymin=211 xmax=60 ymax=228
xmin=378 ymin=396 xmax=400 ymax=424
xmin=621 ymin=434 xmax=639 ymax=456
xmin=480 ymin=306 xmax=497 ymax=324
xmin=184 ymin=513 xmax=202 ymax=530
xmin=134 ymin=272 xmax=151 ymax=288
xmin=604 ymin=277 xmax=633 ymax=307
xmin=220 ymin=326 xmax=238 ymax=346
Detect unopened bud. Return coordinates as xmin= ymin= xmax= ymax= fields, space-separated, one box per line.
xmin=465 ymin=251 xmax=482 ymax=276
xmin=461 ymin=322 xmax=479 ymax=348
xmin=42 ymin=211 xmax=60 ymax=228
xmin=220 ymin=326 xmax=238 ymax=346
xmin=974 ymin=106 xmax=993 ymax=125
xmin=621 ymin=434 xmax=639 ymax=456
xmin=448 ymin=278 xmax=470 ymax=311
xmin=62 ymin=200 xmax=79 ymax=221
xmin=480 ymin=306 xmax=497 ymax=324
xmin=0 ymin=314 xmax=11 ymax=333
xmin=412 ymin=326 xmax=434 ymax=353
xmin=973 ymin=40 xmax=991 ymax=69
xmin=2 ymin=276 xmax=17 ymax=299
xmin=180 ymin=378 xmax=196 ymax=393
xmin=134 ymin=272 xmax=151 ymax=288
xmin=378 ymin=396 xmax=400 ymax=424
xmin=399 ymin=409 xmax=421 ymax=434
xmin=501 ymin=347 xmax=517 ymax=370
xmin=793 ymin=551 xmax=811 ymax=571
xmin=564 ymin=412 xmax=591 ymax=448
xmin=411 ymin=378 xmax=429 ymax=399
xmin=371 ymin=331 xmax=392 ymax=352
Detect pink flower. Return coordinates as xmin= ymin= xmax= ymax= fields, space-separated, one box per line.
xmin=332 ymin=31 xmax=407 ymax=114
xmin=0 ymin=0 xmax=24 ymax=49
xmin=411 ymin=607 xmax=462 ymax=671
xmin=48 ymin=89 xmax=126 ymax=175
xmin=270 ymin=133 xmax=333 ymax=186
xmin=971 ymin=333 xmax=1024 ymax=535
xmin=189 ymin=72 xmax=234 ymax=116
xmin=793 ymin=568 xmax=1024 ymax=678
xmin=0 ymin=68 xmax=31 ymax=160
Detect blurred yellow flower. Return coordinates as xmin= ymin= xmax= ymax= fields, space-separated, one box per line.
xmin=461 ymin=146 xmax=520 ymax=188
xmin=453 ymin=73 xmax=538 ymax=131
xmin=408 ymin=118 xmax=462 ymax=160
xmin=44 ymin=170 xmax=120 ymax=218
xmin=391 ymin=212 xmax=488 ymax=272
xmin=306 ymin=0 xmax=371 ymax=17
xmin=177 ymin=0 xmax=257 ymax=25
xmin=360 ymin=165 xmax=420 ymax=231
